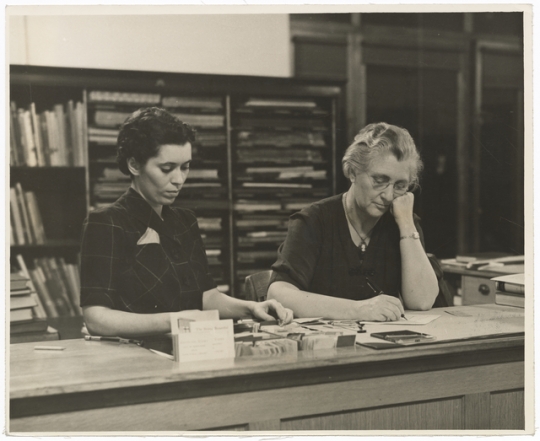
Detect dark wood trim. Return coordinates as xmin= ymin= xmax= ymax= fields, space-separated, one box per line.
xmin=10 ymin=65 xmax=343 ymax=99
xmin=362 ymin=24 xmax=470 ymax=51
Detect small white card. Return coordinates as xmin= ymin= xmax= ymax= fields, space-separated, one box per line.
xmin=170 ymin=310 xmax=219 ymax=334
xmin=170 ymin=313 xmax=235 ymax=363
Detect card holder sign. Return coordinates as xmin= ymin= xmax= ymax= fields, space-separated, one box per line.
xmin=170 ymin=310 xmax=235 ymax=363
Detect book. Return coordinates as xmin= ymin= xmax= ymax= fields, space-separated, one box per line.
xmin=10 ymin=101 xmax=23 ymax=165
xmin=25 ymin=191 xmax=46 ymax=244
xmin=495 ymin=292 xmax=524 ymax=308
xmin=53 ymin=104 xmax=69 ymax=165
xmin=491 ymin=273 xmax=525 ymax=295
xmin=11 ymin=273 xmax=31 ymax=291
xmin=11 ymin=307 xmax=34 ymax=323
xmin=89 ymin=90 xmax=160 ymax=104
xmin=10 ymin=187 xmax=25 ymax=245
xmin=15 ymin=183 xmax=35 ymax=244
xmin=19 ymin=109 xmax=38 ymax=166
xmin=58 ymin=258 xmax=83 ymax=315
xmin=29 ymin=266 xmax=59 ymax=318
xmin=11 ymin=295 xmax=38 ymax=310
xmin=30 ymin=102 xmax=46 ymax=166
xmin=10 ymin=326 xmax=59 ymax=344
xmin=15 ymin=255 xmax=47 ymax=319
xmin=10 ymin=317 xmax=49 ymax=334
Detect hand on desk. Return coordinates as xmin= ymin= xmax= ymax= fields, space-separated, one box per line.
xmin=356 ymin=295 xmax=405 ymax=322
xmin=250 ymin=299 xmax=294 ymax=325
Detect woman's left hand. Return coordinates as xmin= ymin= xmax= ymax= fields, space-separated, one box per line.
xmin=390 ymin=192 xmax=415 ymax=226
xmin=250 ymin=299 xmax=294 ymax=325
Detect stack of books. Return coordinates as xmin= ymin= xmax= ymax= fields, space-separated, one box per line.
xmin=493 ymin=273 xmax=525 ymax=308
xmin=10 ymin=273 xmax=58 ymax=344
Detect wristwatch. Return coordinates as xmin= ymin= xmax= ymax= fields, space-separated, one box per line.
xmin=400 ymin=231 xmax=420 ymax=241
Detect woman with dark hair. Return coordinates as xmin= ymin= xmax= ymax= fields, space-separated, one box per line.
xmin=81 ymin=107 xmax=293 ymax=336
xmin=267 ymin=122 xmax=439 ymax=321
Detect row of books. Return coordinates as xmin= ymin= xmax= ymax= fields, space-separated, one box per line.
xmin=88 ymin=90 xmax=222 ymax=111
xmin=236 ymin=115 xmax=327 ymax=131
xmin=236 ymin=148 xmax=324 ymax=164
xmin=10 ymin=183 xmax=46 ymax=246
xmin=22 ymin=255 xmax=83 ymax=318
xmin=234 ymin=199 xmax=319 ymax=212
xmin=10 ymin=100 xmax=87 ymax=167
xmin=236 ymin=130 xmax=326 ymax=148
xmin=93 ymin=110 xmax=225 ymax=129
xmin=237 ymin=166 xmax=327 ymax=182
xmin=88 ymin=127 xmax=226 ymax=147
xmin=494 ymin=273 xmax=525 ymax=308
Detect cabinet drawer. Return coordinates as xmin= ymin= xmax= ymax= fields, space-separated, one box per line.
xmin=462 ymin=276 xmax=497 ymax=305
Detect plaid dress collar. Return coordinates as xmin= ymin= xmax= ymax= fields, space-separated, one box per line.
xmin=117 ymin=187 xmax=187 ymax=242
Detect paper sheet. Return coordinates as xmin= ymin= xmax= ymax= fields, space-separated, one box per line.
xmin=361 ymin=314 xmax=440 ymax=326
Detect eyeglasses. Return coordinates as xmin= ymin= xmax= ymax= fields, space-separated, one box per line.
xmin=367 ymin=175 xmax=410 ymax=196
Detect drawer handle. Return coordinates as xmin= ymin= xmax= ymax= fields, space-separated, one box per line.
xmin=478 ymin=284 xmax=491 ymax=295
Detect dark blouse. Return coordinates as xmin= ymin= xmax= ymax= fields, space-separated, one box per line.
xmin=80 ymin=188 xmax=216 ymax=313
xmin=270 ymin=193 xmax=426 ymax=301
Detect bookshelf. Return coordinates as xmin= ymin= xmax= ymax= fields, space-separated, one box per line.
xmin=10 ymin=64 xmax=344 ymax=300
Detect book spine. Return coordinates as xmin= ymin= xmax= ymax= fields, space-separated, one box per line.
xmin=21 ymin=110 xmax=38 ymax=166
xmin=10 ymin=102 xmax=22 ymax=166
xmin=55 ymin=258 xmax=80 ymax=315
xmin=10 ymin=188 xmax=25 ymax=245
xmin=29 ymin=102 xmax=46 ymax=167
xmin=53 ymin=104 xmax=68 ymax=166
xmin=15 ymin=183 xmax=35 ymax=244
xmin=35 ymin=258 xmax=71 ymax=316
xmin=47 ymin=257 xmax=77 ymax=317
xmin=62 ymin=260 xmax=83 ymax=316
xmin=45 ymin=110 xmax=60 ymax=166
xmin=495 ymin=282 xmax=525 ymax=295
xmin=39 ymin=112 xmax=51 ymax=166
xmin=29 ymin=267 xmax=58 ymax=318
xmin=25 ymin=191 xmax=46 ymax=244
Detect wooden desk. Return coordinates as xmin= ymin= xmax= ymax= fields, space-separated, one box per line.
xmin=10 ymin=305 xmax=525 ymax=433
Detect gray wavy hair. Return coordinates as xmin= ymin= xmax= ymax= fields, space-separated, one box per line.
xmin=342 ymin=122 xmax=423 ymax=191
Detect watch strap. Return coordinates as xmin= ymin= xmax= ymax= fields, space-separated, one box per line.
xmin=400 ymin=232 xmax=420 ymax=241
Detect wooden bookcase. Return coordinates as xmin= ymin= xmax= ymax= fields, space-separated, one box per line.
xmin=10 ymin=64 xmax=344 ymax=302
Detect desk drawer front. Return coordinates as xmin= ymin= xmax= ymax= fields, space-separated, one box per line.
xmin=462 ymin=276 xmax=497 ymax=305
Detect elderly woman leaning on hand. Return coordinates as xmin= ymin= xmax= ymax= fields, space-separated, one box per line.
xmin=267 ymin=122 xmax=440 ymax=322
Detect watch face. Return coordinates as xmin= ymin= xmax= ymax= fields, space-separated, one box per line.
xmin=412 ymin=232 xmax=420 ymax=239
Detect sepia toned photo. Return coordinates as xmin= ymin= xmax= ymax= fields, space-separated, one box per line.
xmin=6 ymin=4 xmax=533 ymax=436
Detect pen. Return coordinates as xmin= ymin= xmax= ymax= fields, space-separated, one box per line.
xmin=84 ymin=335 xmax=141 ymax=345
xmin=365 ymin=277 xmax=407 ymax=320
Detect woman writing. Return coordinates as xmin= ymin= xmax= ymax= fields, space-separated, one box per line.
xmin=267 ymin=122 xmax=439 ymax=321
xmin=81 ymin=107 xmax=293 ymax=336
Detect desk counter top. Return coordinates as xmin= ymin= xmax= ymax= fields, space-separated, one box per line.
xmin=11 ymin=305 xmax=524 ymax=419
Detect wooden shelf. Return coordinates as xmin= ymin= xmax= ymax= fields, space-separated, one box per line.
xmin=11 ymin=64 xmax=344 ymax=296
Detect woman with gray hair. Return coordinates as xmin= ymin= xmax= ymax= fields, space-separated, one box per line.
xmin=267 ymin=122 xmax=439 ymax=321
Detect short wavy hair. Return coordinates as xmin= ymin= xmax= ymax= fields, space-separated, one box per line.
xmin=342 ymin=122 xmax=423 ymax=190
xmin=116 ymin=107 xmax=196 ymax=177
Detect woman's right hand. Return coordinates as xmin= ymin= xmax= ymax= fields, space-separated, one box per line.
xmin=355 ymin=295 xmax=405 ymax=322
